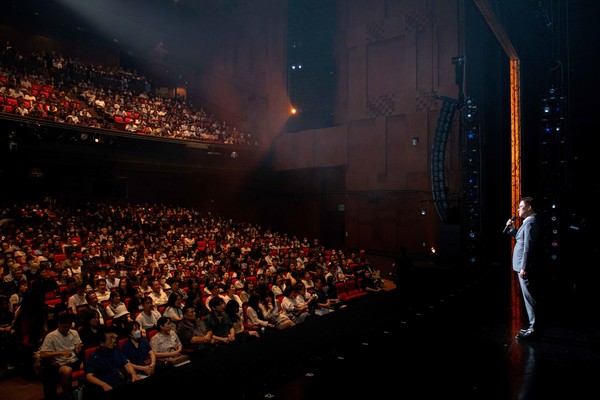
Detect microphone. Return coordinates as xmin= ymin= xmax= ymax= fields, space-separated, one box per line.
xmin=503 ymin=216 xmax=516 ymax=234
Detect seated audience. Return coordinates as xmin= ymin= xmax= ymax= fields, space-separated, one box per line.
xmin=120 ymin=321 xmax=156 ymax=377
xmin=85 ymin=330 xmax=141 ymax=397
xmin=38 ymin=314 xmax=84 ymax=400
xmin=224 ymin=299 xmax=259 ymax=343
xmin=135 ymin=297 xmax=161 ymax=334
xmin=83 ymin=291 xmax=108 ymax=326
xmin=78 ymin=309 xmax=106 ymax=349
xmin=176 ymin=304 xmax=213 ymax=358
xmin=149 ymin=317 xmax=184 ymax=367
xmin=360 ymin=269 xmax=385 ymax=293
xmin=245 ymin=294 xmax=276 ymax=332
xmin=148 ymin=279 xmax=169 ymax=308
xmin=204 ymin=297 xmax=236 ymax=346
xmin=280 ymin=285 xmax=311 ymax=324
xmin=161 ymin=292 xmax=184 ymax=325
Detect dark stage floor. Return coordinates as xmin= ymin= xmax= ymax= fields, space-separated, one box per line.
xmin=110 ymin=265 xmax=600 ymax=400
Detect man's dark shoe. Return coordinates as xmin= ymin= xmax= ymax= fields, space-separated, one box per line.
xmin=516 ymin=329 xmax=539 ymax=340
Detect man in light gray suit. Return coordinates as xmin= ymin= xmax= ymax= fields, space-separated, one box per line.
xmin=505 ymin=196 xmax=543 ymax=339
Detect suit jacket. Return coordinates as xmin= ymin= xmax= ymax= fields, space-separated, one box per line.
xmin=510 ymin=214 xmax=541 ymax=273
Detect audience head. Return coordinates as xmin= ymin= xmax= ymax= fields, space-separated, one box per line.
xmin=182 ymin=304 xmax=197 ymax=320
xmin=208 ymin=296 xmax=225 ymax=312
xmin=98 ymin=330 xmax=119 ymax=350
xmin=56 ymin=314 xmax=74 ymax=334
xmin=224 ymin=299 xmax=240 ymax=317
xmin=81 ymin=308 xmax=100 ymax=327
xmin=126 ymin=320 xmax=142 ymax=340
xmin=156 ymin=316 xmax=172 ymax=331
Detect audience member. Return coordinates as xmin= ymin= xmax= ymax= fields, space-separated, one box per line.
xmin=185 ymin=277 xmax=210 ymax=318
xmin=148 ymin=279 xmax=169 ymax=308
xmin=239 ymin=279 xmax=256 ymax=304
xmin=360 ymin=269 xmax=384 ymax=293
xmin=0 ymin=295 xmax=18 ymax=371
xmin=301 ymin=270 xmax=315 ymax=290
xmin=2 ymin=265 xmax=28 ymax=295
xmin=263 ymin=291 xmax=295 ymax=330
xmin=105 ymin=291 xmax=125 ymax=318
xmin=270 ymin=275 xmax=286 ymax=297
xmin=60 ymin=278 xmax=78 ymax=307
xmin=66 ymin=281 xmax=88 ymax=314
xmin=280 ymin=285 xmax=310 ymax=324
xmin=223 ymin=283 xmax=243 ymax=310
xmin=110 ymin=307 xmax=132 ymax=338
xmin=78 ymin=309 xmax=105 ymax=348
xmin=161 ymin=292 xmax=184 ymax=325
xmin=104 ymin=267 xmax=120 ymax=291
xmin=176 ymin=304 xmax=213 ymax=358
xmin=84 ymin=291 xmax=108 ymax=326
xmin=167 ymin=277 xmax=187 ymax=302
xmin=149 ymin=317 xmax=184 ymax=367
xmin=135 ymin=297 xmax=161 ymax=334
xmin=245 ymin=294 xmax=276 ymax=332
xmin=294 ymin=282 xmax=317 ymax=315
xmin=310 ymin=276 xmax=342 ymax=315
xmin=120 ymin=321 xmax=156 ymax=377
xmin=85 ymin=330 xmax=141 ymax=398
xmin=38 ymin=314 xmax=83 ymax=400
xmin=204 ymin=297 xmax=236 ymax=346
xmin=8 ymin=280 xmax=27 ymax=313
xmin=204 ymin=282 xmax=226 ymax=311
xmin=224 ymin=299 xmax=259 ymax=343
xmin=93 ymin=278 xmax=111 ymax=303
xmin=138 ymin=275 xmax=153 ymax=296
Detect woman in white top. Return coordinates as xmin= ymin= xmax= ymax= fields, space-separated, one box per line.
xmin=222 ymin=284 xmax=244 ymax=318
xmin=161 ymin=292 xmax=184 ymax=325
xmin=138 ymin=275 xmax=153 ymax=296
xmin=245 ymin=294 xmax=276 ymax=330
xmin=262 ymin=292 xmax=295 ymax=330
xmin=301 ymin=271 xmax=315 ymax=290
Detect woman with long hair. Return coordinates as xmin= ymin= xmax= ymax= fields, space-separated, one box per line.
xmin=224 ymin=300 xmax=259 ymax=343
xmin=161 ymin=292 xmax=183 ymax=325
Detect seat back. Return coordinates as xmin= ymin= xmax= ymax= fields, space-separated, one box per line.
xmin=146 ymin=328 xmax=159 ymax=341
xmin=334 ymin=281 xmax=348 ymax=300
xmin=346 ymin=279 xmax=367 ymax=299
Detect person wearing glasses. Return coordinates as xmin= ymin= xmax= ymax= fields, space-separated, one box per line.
xmin=85 ymin=330 xmax=140 ymax=397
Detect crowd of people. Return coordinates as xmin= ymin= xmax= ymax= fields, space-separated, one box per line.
xmin=0 ymin=41 xmax=257 ymax=146
xmin=0 ymin=199 xmax=385 ymax=399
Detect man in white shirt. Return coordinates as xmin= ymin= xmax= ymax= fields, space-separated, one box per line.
xmin=39 ymin=315 xmax=84 ymax=399
xmin=105 ymin=267 xmax=120 ymax=291
xmin=148 ymin=279 xmax=168 ymax=308
xmin=67 ymin=282 xmax=88 ymax=314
